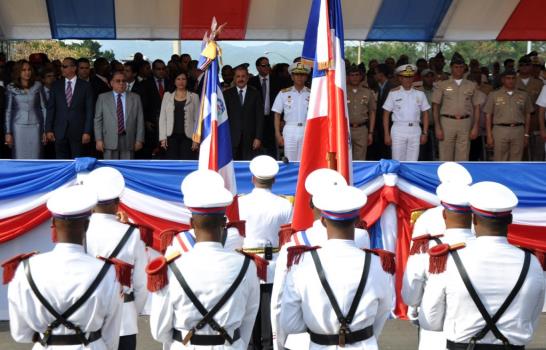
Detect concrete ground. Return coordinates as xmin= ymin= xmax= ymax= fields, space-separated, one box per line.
xmin=1 ymin=315 xmax=546 ymax=349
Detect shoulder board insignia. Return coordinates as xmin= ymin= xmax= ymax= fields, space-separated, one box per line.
xmin=98 ymin=256 xmax=134 ymax=288
xmin=391 ymin=86 xmax=401 ymax=91
xmin=364 ymin=248 xmax=395 ymax=275
xmin=2 ymin=252 xmax=38 ymax=284
xmin=145 ymin=251 xmax=181 ymax=292
xmin=237 ymin=250 xmax=269 ymax=281
xmin=158 ymin=228 xmax=180 ymax=253
xmin=227 ymin=220 xmax=246 ymax=237
xmin=410 ymin=208 xmax=428 ymax=225
xmin=428 ymin=243 xmax=465 ymax=274
xmin=281 ymin=87 xmax=292 ymax=92
xmin=286 ymin=245 xmax=321 ymax=269
xmin=278 ymin=223 xmax=295 ymax=247
xmin=532 ymin=250 xmax=546 ymax=271
xmin=410 ymin=234 xmax=444 ymax=255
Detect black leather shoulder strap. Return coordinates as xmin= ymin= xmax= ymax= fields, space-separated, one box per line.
xmin=109 ymin=226 xmax=135 ymax=259
xmin=310 ymin=249 xmax=372 ymax=327
xmin=451 ymin=249 xmax=531 ymax=345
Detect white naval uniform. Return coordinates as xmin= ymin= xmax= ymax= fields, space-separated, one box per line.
xmin=150 ymin=242 xmax=260 ymax=350
xmin=279 ymin=240 xmax=393 ymax=350
xmin=383 ymin=87 xmax=430 ymax=161
xmin=8 ymin=243 xmax=123 ymax=350
xmin=239 ymin=187 xmax=293 ymax=284
xmin=164 ymin=227 xmax=244 ymax=258
xmin=86 ymin=213 xmax=148 ymax=337
xmin=402 ymin=228 xmax=475 ymax=350
xmin=271 ymin=220 xmax=370 ymax=350
xmin=420 ymin=236 xmax=545 ymax=347
xmin=272 ymin=86 xmax=310 ymax=162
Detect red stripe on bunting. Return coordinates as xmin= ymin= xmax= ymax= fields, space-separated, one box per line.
xmin=508 ymin=223 xmax=546 ymax=251
xmin=497 ymin=0 xmax=546 ymax=40
xmin=0 ymin=205 xmax=51 ymax=244
xmin=119 ymin=203 xmax=189 ymax=251
xmin=179 ymin=0 xmax=251 ymax=39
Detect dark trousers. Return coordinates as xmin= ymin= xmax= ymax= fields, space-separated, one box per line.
xmin=262 ymin=114 xmax=278 ymax=159
xmin=118 ymin=334 xmax=136 ymax=350
xmin=165 ymin=134 xmax=196 ymax=160
xmin=251 ymin=284 xmax=273 ymax=350
xmin=54 ymin=136 xmax=83 ymax=159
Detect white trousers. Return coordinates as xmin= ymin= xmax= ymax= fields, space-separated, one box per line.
xmin=418 ymin=328 xmax=446 ymax=350
xmin=391 ymin=122 xmax=421 ymax=161
xmin=283 ymin=124 xmax=305 ymax=161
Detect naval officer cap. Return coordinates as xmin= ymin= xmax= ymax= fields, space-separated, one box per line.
xmin=182 ymin=170 xmax=233 ymax=214
xmin=289 ymin=62 xmax=310 ymax=75
xmin=395 ymin=64 xmax=417 ymax=77
xmin=437 ymin=162 xmax=472 ymax=185
xmin=249 ymin=155 xmax=279 ymax=180
xmin=436 ymin=182 xmax=471 ymax=213
xmin=47 ymin=185 xmax=98 ymax=220
xmin=305 ymin=168 xmax=347 ymax=196
xmin=313 ymin=184 xmax=367 ymax=221
xmin=85 ymin=167 xmax=125 ymax=203
xmin=469 ymin=181 xmax=518 ymax=218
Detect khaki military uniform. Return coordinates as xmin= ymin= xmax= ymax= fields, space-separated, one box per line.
xmin=347 ymin=85 xmax=376 ymax=160
xmin=432 ymin=79 xmax=479 ymax=161
xmin=516 ymin=76 xmax=543 ymax=160
xmin=484 ymin=88 xmax=533 ymax=161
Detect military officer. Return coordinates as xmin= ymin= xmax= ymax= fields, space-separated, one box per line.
xmin=536 ymin=85 xmax=546 ymax=158
xmin=147 ymin=170 xmax=261 ymax=349
xmin=412 ymin=161 xmax=473 ymax=239
xmin=271 ymin=168 xmax=370 ymax=350
xmin=403 ymin=181 xmax=475 ymax=350
xmin=484 ymin=70 xmax=533 ymax=161
xmin=420 ymin=181 xmax=545 ymax=349
xmin=279 ymin=184 xmax=393 ymax=349
xmin=272 ymin=62 xmax=311 ymax=162
xmin=239 ymin=155 xmax=292 ymax=349
xmin=432 ymin=53 xmax=481 ymax=161
xmin=5 ymin=185 xmax=123 ymax=349
xmin=383 ymin=64 xmax=430 ymax=161
xmin=516 ymin=55 xmax=544 ymax=161
xmin=347 ymin=65 xmax=377 ymax=160
xmin=84 ymin=166 xmax=148 ymax=350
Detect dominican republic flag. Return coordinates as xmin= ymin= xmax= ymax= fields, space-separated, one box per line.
xmin=292 ymin=0 xmax=352 ymax=231
xmin=193 ymin=20 xmax=240 ymax=221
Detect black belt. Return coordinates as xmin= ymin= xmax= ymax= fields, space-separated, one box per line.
xmin=443 ymin=115 xmax=470 ymax=120
xmin=494 ymin=123 xmax=524 ymax=127
xmin=33 ymin=329 xmax=102 ymax=346
xmin=350 ymin=122 xmax=367 ymax=128
xmin=173 ymin=328 xmax=240 ymax=346
xmin=308 ymin=325 xmax=373 ymax=346
xmin=447 ymin=340 xmax=524 ymax=350
xmin=124 ymin=292 xmax=134 ymax=303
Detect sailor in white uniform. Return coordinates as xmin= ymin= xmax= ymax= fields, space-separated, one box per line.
xmin=5 ymin=185 xmax=123 ymax=349
xmin=420 ymin=181 xmax=545 ymax=349
xmin=84 ymin=167 xmax=148 ymax=350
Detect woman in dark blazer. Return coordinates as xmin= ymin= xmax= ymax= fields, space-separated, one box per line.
xmin=4 ymin=60 xmax=46 ymax=159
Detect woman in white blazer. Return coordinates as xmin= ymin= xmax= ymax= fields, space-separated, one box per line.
xmin=158 ymin=72 xmax=200 ymax=159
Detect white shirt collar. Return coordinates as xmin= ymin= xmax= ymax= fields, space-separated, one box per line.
xmin=90 ymin=212 xmax=118 ymax=220
xmin=237 ymin=85 xmax=248 ymax=93
xmin=53 ymin=243 xmax=84 ymax=253
xmin=66 ymin=76 xmax=77 ymax=85
xmin=324 ymin=239 xmax=357 ymax=248
xmin=193 ymin=241 xmax=224 ymax=250
xmin=475 ymin=236 xmax=509 ymax=244
xmin=252 ymin=187 xmax=272 ymax=194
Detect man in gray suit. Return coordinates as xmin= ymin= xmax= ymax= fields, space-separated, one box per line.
xmin=95 ymin=71 xmax=145 ymax=159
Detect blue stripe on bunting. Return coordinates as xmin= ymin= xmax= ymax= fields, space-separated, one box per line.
xmin=46 ymin=0 xmax=116 ymax=39
xmin=369 ymin=221 xmax=384 ymax=249
xmin=367 ymin=0 xmax=452 ymax=42
xmin=217 ymin=121 xmax=233 ymax=169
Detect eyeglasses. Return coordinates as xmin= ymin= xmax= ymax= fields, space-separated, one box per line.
xmin=62 ymin=65 xmax=75 ymax=69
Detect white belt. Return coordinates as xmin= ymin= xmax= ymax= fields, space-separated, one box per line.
xmin=285 ymin=122 xmax=305 ymax=127
xmin=393 ymin=121 xmax=420 ymax=126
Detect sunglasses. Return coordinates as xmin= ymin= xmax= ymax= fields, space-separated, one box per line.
xmin=62 ymin=65 xmax=75 ymax=68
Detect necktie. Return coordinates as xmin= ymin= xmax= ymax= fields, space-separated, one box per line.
xmin=158 ymin=79 xmax=165 ymax=98
xmin=262 ymin=78 xmax=268 ymax=112
xmin=117 ymin=93 xmax=125 ymax=134
xmin=239 ymin=89 xmax=244 ymax=106
xmin=65 ymin=80 xmax=73 ymax=107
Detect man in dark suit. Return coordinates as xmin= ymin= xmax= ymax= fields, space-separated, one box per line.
xmin=224 ymin=65 xmax=264 ymax=160
xmin=123 ymin=61 xmax=143 ymax=96
xmin=45 ymin=57 xmax=94 ymax=159
xmin=139 ymin=59 xmax=172 ymax=158
xmin=0 ymin=83 xmax=8 ymax=158
xmin=249 ymin=57 xmax=281 ymax=159
xmin=367 ymin=63 xmax=394 ymax=160
xmin=90 ymin=57 xmax=111 ymax=101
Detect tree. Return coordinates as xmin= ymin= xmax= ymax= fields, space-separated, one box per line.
xmin=11 ymin=40 xmax=115 ymax=61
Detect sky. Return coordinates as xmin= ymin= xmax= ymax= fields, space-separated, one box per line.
xmin=98 ymin=40 xmax=304 ymax=75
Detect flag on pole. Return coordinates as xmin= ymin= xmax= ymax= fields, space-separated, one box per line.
xmin=291 ymin=0 xmax=352 ymax=231
xmin=193 ymin=18 xmax=240 ymax=220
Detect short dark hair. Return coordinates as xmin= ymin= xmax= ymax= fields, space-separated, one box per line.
xmin=503 ymin=58 xmax=515 ymax=67
xmin=255 ymin=56 xmax=268 ymax=67
xmin=64 ymin=57 xmax=77 ymax=67
xmin=325 ymin=217 xmax=357 ymax=229
xmin=124 ymin=61 xmax=137 ymax=74
xmin=94 ymin=57 xmax=108 ymax=70
xmin=152 ymin=59 xmax=165 ymax=70
xmin=77 ymin=57 xmax=90 ymax=66
xmin=375 ymin=63 xmax=390 ymax=77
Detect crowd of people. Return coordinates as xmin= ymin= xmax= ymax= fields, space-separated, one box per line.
xmin=5 ymin=159 xmax=545 ymax=350
xmin=2 ymin=49 xmax=546 ymax=162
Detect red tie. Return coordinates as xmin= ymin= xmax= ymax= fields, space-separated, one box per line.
xmin=158 ymin=80 xmax=164 ymax=99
